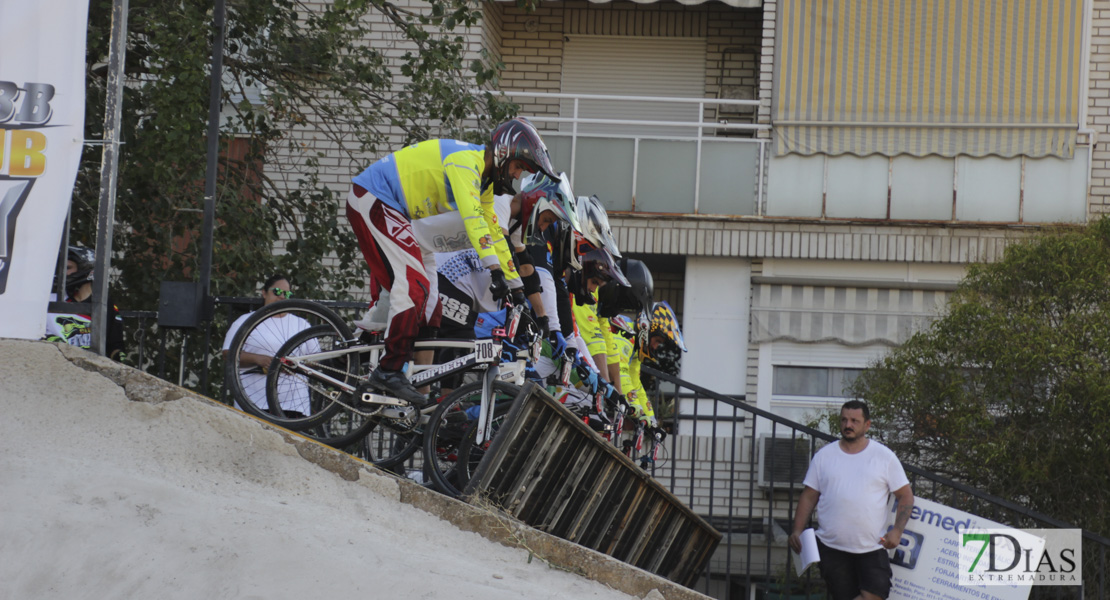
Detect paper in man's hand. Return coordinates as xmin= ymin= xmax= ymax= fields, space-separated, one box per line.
xmin=792 ymin=528 xmax=820 ymax=576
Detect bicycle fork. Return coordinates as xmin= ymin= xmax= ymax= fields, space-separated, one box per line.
xmin=475 ymin=363 xmax=499 ymax=445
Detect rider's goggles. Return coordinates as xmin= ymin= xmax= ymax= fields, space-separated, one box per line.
xmin=270 ymin=287 xmax=293 ymax=299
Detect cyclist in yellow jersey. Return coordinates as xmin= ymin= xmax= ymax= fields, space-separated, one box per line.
xmin=571 ymin=294 xmax=606 ymax=370
xmin=568 ymin=249 xmax=627 ymax=386
xmin=610 ymin=315 xmax=653 ymax=423
xmin=346 ymin=118 xmax=559 ymax=404
xmin=598 ymin=258 xmax=656 ymax=423
xmin=609 ymin=302 xmax=687 ymax=427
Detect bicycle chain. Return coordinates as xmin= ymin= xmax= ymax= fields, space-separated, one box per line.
xmin=289 ymin=360 xmax=384 ymax=418
xmin=289 ymin=360 xmax=422 ymax=430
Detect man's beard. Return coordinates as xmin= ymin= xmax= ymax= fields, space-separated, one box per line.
xmin=841 ymin=428 xmax=860 ymax=441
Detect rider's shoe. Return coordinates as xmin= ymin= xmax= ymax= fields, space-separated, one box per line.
xmin=369 ymin=366 xmax=428 ymax=407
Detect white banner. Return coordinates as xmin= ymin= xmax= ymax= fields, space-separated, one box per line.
xmin=889 ymin=498 xmax=1034 ymax=600
xmin=0 ymin=1 xmax=90 ymax=339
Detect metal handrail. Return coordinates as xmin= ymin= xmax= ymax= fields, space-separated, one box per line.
xmin=645 ymin=365 xmax=1108 ymax=541
xmin=526 ymin=115 xmax=769 ymax=131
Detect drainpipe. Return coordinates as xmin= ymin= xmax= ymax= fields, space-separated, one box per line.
xmin=1080 ymin=0 xmax=1096 ymax=220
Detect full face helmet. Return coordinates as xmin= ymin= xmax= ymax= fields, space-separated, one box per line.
xmin=582 ymin=248 xmax=630 ymax=288
xmin=63 ymin=245 xmax=95 ymax=297
xmin=489 ymin=118 xmax=559 ymax=195
xmin=642 ymin=301 xmax=687 ymax=375
xmin=574 ymin=195 xmax=620 ymax=259
xmin=567 ymin=248 xmax=630 ymax=304
xmin=596 ymin=257 xmax=653 ymax=319
xmin=517 ymin=171 xmax=580 ymax=243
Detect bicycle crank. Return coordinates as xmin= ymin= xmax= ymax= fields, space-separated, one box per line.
xmin=356 ymin=386 xmax=418 ymax=422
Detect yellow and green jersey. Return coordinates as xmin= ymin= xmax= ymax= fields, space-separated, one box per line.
xmin=352 ymin=139 xmax=517 ymax=279
xmin=613 ymin=333 xmax=653 ymax=420
xmin=571 ymin=291 xmax=615 ymax=361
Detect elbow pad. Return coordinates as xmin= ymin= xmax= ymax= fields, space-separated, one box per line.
xmin=521 ymin=269 xmax=542 ymax=296
xmin=513 ymin=249 xmax=534 ymax=268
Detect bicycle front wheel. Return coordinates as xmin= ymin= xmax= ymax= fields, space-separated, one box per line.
xmin=423 ymin=379 xmax=521 ymax=497
xmin=224 ymin=299 xmax=356 ymax=430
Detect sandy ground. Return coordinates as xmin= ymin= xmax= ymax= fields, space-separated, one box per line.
xmin=0 ymin=339 xmax=643 ymax=600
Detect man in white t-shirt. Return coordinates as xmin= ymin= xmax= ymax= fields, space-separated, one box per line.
xmin=222 ymin=275 xmax=317 ymax=415
xmin=789 ymin=400 xmax=915 ymax=600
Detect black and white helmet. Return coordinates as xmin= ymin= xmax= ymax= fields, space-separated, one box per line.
xmin=575 ymin=194 xmax=620 ymax=258
xmin=489 ymin=118 xmax=559 ymax=195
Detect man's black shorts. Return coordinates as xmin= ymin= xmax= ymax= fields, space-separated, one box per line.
xmin=816 ymin=537 xmax=893 ymax=600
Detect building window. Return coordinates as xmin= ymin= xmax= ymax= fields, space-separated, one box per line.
xmin=772 ymin=366 xmax=863 ymax=398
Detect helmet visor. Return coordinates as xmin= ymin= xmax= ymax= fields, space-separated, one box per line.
xmin=585 ymin=249 xmax=630 ymax=287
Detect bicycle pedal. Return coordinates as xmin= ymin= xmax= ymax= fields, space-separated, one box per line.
xmin=380 ymin=405 xmax=417 ymax=420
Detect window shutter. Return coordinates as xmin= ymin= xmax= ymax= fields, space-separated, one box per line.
xmin=560 ymin=35 xmax=707 ymax=138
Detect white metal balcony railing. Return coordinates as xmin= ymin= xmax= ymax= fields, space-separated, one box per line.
xmin=491 ymin=90 xmax=1091 ymax=224
xmin=491 ymin=90 xmax=768 ymax=217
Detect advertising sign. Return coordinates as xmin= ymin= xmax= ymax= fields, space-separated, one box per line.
xmin=0 ymin=1 xmax=89 ymax=338
xmin=889 ymin=498 xmax=1081 ymax=600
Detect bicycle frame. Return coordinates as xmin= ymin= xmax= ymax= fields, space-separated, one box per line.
xmin=276 ymin=339 xmax=512 ymax=399
xmin=275 ymin=304 xmax=535 ymax=417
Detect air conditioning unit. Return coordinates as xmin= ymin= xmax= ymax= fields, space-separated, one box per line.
xmin=757 ymin=435 xmax=812 ymax=490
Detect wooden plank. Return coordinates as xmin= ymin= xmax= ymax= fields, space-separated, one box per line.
xmin=465 ymin=383 xmax=721 ymax=587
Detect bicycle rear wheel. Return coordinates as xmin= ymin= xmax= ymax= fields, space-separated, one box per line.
xmin=423 ymin=379 xmax=521 ymax=497
xmin=265 ymin=324 xmax=365 ymax=432
xmin=224 ymin=299 xmax=356 ymax=430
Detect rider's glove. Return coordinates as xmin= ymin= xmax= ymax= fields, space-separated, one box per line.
xmin=578 ymin=365 xmax=599 ymax=391
xmin=489 ymin=269 xmax=510 ymax=301
xmin=549 ymin=331 xmax=567 ymax=357
xmin=510 ymin=288 xmax=527 ymax=306
xmin=601 ymin=383 xmax=624 ymax=411
xmin=535 ymin=315 xmax=550 ymax=337
xmin=611 ymin=393 xmax=630 ymax=415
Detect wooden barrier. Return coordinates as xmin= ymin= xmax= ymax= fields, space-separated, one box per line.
xmin=465 ymin=382 xmax=721 ymax=588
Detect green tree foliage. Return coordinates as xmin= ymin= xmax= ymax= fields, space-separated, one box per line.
xmin=851 ymin=218 xmax=1110 ymax=536
xmin=74 ymin=0 xmax=519 ymax=389
xmin=76 ymin=0 xmax=517 ymax=305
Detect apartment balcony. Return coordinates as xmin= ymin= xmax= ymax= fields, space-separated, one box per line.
xmin=502 ymin=90 xmax=768 ymax=216
xmin=507 ymin=90 xmax=1091 ymax=226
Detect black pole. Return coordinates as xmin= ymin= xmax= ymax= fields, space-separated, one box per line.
xmin=55 ymin=210 xmax=71 ymax=300
xmin=92 ymin=0 xmax=130 ymax=357
xmin=198 ymin=0 xmax=227 ymax=316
